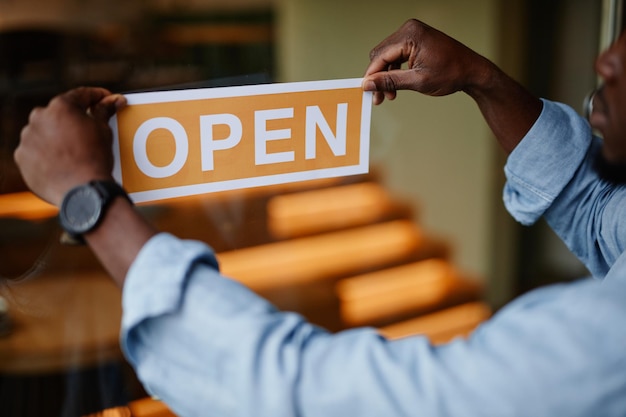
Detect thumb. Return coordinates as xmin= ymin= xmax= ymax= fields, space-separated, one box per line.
xmin=363 ymin=70 xmax=420 ymax=93
xmin=363 ymin=72 xmax=410 ymax=104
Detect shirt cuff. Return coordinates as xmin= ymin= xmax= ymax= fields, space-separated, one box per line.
xmin=121 ymin=233 xmax=219 ymax=336
xmin=503 ymin=99 xmax=593 ymax=225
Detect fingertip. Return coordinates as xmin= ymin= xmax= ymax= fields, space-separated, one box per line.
xmin=372 ymin=91 xmax=385 ymax=105
xmin=112 ymin=94 xmax=127 ymax=110
xmin=384 ymin=91 xmax=397 ymax=101
xmin=362 ymin=78 xmax=377 ymax=92
xmin=100 ymin=93 xmax=127 ymax=111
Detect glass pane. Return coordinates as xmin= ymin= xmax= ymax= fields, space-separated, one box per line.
xmin=1 ymin=1 xmax=605 ymax=416
xmin=0 ymin=8 xmax=277 ymax=416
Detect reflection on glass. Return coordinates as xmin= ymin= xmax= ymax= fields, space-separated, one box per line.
xmin=0 ymin=3 xmax=492 ymax=416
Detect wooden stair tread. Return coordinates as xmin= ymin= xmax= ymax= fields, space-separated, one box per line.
xmin=128 ymin=398 xmax=177 ymax=417
xmin=83 ymin=397 xmax=177 ymax=417
xmin=267 ymin=182 xmax=412 ymax=238
xmin=218 ymin=220 xmax=448 ymax=291
xmin=378 ymin=301 xmax=491 ymax=343
xmin=0 ymin=191 xmax=57 ymax=220
xmin=147 ymin=175 xmax=379 ymax=251
xmin=336 ymin=259 xmax=482 ymax=326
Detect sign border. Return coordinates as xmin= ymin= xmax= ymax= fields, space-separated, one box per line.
xmin=110 ymin=78 xmax=372 ymax=203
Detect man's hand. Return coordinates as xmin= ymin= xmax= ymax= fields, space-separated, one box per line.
xmin=363 ymin=19 xmax=494 ymax=105
xmin=362 ymin=18 xmax=542 ymax=153
xmin=14 ymin=87 xmax=127 ymax=206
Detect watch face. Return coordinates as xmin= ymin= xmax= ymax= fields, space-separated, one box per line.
xmin=60 ymin=186 xmax=103 ymax=235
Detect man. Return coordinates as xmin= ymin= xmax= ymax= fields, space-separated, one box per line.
xmin=14 ymin=18 xmax=626 ymax=417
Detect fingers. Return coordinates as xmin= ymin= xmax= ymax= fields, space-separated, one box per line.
xmin=363 ymin=24 xmax=416 ymax=104
xmin=364 ymin=73 xmax=392 ymax=104
xmin=364 ymin=53 xmax=394 ymax=78
xmin=15 ymin=87 xmax=121 ymax=206
xmin=364 ymin=69 xmax=422 ymax=104
xmin=27 ymin=105 xmax=45 ymax=125
xmin=60 ymin=87 xmax=113 ymax=111
xmin=364 ymin=56 xmax=404 ymax=105
xmin=50 ymin=87 xmax=126 ymax=124
xmin=90 ymin=94 xmax=127 ymax=122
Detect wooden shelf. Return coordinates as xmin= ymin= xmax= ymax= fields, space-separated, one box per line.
xmin=0 ymin=191 xmax=57 ymax=220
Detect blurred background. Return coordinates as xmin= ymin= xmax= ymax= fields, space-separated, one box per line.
xmin=0 ymin=0 xmax=620 ymax=416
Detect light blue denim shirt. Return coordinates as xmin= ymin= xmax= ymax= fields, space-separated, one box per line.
xmin=121 ymin=100 xmax=626 ymax=417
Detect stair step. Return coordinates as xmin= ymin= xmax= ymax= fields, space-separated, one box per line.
xmin=336 ymin=259 xmax=482 ymax=327
xmin=0 ymin=191 xmax=57 ymax=220
xmin=378 ymin=301 xmax=491 ymax=343
xmin=218 ymin=220 xmax=448 ymax=291
xmin=267 ymin=182 xmax=412 ymax=239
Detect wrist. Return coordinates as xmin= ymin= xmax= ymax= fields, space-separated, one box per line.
xmin=85 ymin=192 xmax=158 ymax=286
xmin=462 ymin=57 xmax=502 ymax=99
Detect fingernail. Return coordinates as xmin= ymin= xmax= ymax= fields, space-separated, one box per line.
xmin=114 ymin=95 xmax=127 ymax=109
xmin=363 ymin=80 xmax=377 ymax=91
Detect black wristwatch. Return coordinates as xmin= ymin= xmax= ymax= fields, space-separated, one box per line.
xmin=59 ymin=180 xmax=131 ymax=244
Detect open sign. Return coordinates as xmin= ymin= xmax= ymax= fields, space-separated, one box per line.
xmin=111 ymin=78 xmax=372 ymax=203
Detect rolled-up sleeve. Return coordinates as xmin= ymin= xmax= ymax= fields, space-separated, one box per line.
xmin=503 ymin=99 xmax=626 ymax=276
xmin=503 ymin=99 xmax=593 ymax=226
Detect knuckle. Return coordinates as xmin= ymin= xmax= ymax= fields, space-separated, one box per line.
xmin=405 ymin=18 xmax=419 ymax=28
xmin=49 ymin=94 xmax=68 ymax=109
xmin=369 ymin=47 xmax=381 ymax=61
xmin=28 ymin=106 xmax=42 ymax=122
xmin=382 ymin=75 xmax=397 ymax=92
xmin=13 ymin=141 xmax=25 ymax=165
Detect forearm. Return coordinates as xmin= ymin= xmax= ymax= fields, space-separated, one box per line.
xmin=84 ymin=197 xmax=157 ymax=287
xmin=464 ymin=59 xmax=543 ymax=154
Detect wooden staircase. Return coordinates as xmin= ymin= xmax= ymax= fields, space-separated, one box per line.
xmin=147 ymin=171 xmax=490 ymax=336
xmin=0 ymin=172 xmax=491 ymax=417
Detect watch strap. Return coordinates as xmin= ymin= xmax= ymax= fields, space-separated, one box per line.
xmin=90 ymin=180 xmax=131 ymax=207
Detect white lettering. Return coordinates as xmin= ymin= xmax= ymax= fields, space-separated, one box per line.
xmin=200 ymin=114 xmax=243 ymax=171
xmin=305 ymin=104 xmax=348 ymax=159
xmin=133 ymin=117 xmax=188 ymax=178
xmin=255 ymin=108 xmax=295 ymax=165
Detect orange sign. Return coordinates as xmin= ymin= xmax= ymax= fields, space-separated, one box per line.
xmin=110 ymin=78 xmax=372 ymax=203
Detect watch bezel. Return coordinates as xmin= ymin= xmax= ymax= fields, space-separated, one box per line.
xmin=58 ymin=180 xmax=130 ymax=241
xmin=59 ymin=184 xmax=105 ymax=236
